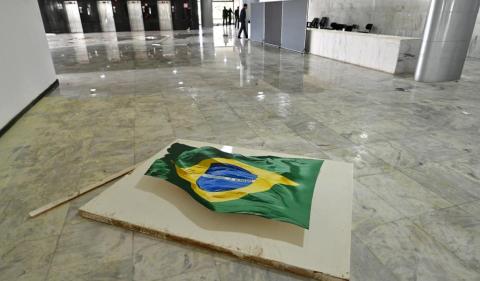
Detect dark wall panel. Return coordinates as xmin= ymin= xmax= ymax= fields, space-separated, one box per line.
xmin=78 ymin=0 xmax=102 ymax=33
xmin=38 ymin=0 xmax=70 ymax=33
xmin=171 ymin=0 xmax=198 ymax=30
xmin=38 ymin=0 xmax=188 ymax=33
xmin=190 ymin=0 xmax=199 ymax=30
xmin=264 ymin=1 xmax=282 ymax=46
xmin=112 ymin=0 xmax=131 ymax=31
xmin=142 ymin=0 xmax=160 ymax=30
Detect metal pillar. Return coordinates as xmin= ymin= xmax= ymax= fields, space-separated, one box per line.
xmin=201 ymin=0 xmax=213 ymax=28
xmin=415 ymin=0 xmax=480 ymax=82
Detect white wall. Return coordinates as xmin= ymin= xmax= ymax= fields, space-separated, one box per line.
xmin=468 ymin=12 xmax=480 ymax=58
xmin=0 ymin=0 xmax=56 ymax=130
xmin=307 ymin=0 xmax=480 ymax=58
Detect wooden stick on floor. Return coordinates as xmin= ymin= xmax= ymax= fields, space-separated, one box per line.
xmin=29 ymin=164 xmax=139 ymax=218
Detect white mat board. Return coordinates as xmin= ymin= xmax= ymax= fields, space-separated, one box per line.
xmin=80 ymin=139 xmax=353 ymax=280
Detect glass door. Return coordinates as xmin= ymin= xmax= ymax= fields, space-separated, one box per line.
xmin=212 ymin=0 xmax=233 ymax=25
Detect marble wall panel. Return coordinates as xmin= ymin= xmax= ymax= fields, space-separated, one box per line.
xmin=307 ymin=29 xmax=421 ymax=74
xmin=308 ymin=0 xmax=480 ymax=58
xmin=78 ymin=0 xmax=102 ymax=32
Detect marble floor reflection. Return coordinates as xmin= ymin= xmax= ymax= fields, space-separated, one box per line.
xmin=1 ymin=26 xmax=479 ymax=281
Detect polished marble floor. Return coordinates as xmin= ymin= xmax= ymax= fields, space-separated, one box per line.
xmin=1 ymin=26 xmax=479 ymax=281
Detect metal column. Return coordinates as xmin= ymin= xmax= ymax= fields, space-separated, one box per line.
xmin=201 ymin=0 xmax=213 ymax=28
xmin=415 ymin=0 xmax=480 ymax=82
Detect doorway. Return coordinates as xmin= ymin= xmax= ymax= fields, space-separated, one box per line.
xmin=212 ymin=0 xmax=239 ymax=26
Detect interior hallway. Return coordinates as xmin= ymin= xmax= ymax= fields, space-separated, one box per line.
xmin=1 ymin=26 xmax=479 ymax=280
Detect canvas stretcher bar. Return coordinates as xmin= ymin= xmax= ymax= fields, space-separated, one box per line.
xmin=29 ymin=164 xmax=138 ymax=218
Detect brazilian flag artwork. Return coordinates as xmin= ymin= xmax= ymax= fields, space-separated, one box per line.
xmin=145 ymin=143 xmax=324 ymax=229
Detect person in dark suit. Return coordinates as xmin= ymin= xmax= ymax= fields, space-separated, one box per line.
xmin=222 ymin=7 xmax=228 ymax=26
xmin=234 ymin=7 xmax=240 ymax=28
xmin=185 ymin=8 xmax=192 ymax=30
xmin=238 ymin=4 xmax=248 ymax=39
xmin=228 ymin=8 xmax=233 ymax=25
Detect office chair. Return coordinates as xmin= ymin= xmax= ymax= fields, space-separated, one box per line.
xmin=331 ymin=22 xmax=344 ymax=30
xmin=365 ymin=24 xmax=373 ymax=32
xmin=307 ymin=18 xmax=319 ymax=28
xmin=358 ymin=23 xmax=374 ymax=33
xmin=336 ymin=24 xmax=346 ymax=30
xmin=319 ymin=17 xmax=329 ymax=29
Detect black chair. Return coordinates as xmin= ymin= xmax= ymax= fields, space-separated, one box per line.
xmin=307 ymin=18 xmax=320 ymax=28
xmin=335 ymin=24 xmax=346 ymax=30
xmin=366 ymin=23 xmax=373 ymax=32
xmin=358 ymin=23 xmax=374 ymax=33
xmin=319 ymin=17 xmax=329 ymax=29
xmin=331 ymin=23 xmax=345 ymax=30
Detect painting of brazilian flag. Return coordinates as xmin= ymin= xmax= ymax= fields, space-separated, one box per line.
xmin=145 ymin=143 xmax=324 ymax=229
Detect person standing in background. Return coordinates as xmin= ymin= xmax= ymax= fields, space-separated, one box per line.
xmin=234 ymin=7 xmax=240 ymax=29
xmin=222 ymin=7 xmax=228 ymax=26
xmin=185 ymin=8 xmax=192 ymax=30
xmin=228 ymin=8 xmax=233 ymax=25
xmin=238 ymin=4 xmax=248 ymax=39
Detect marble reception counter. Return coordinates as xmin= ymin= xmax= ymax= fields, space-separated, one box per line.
xmin=306 ymin=29 xmax=422 ymax=74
